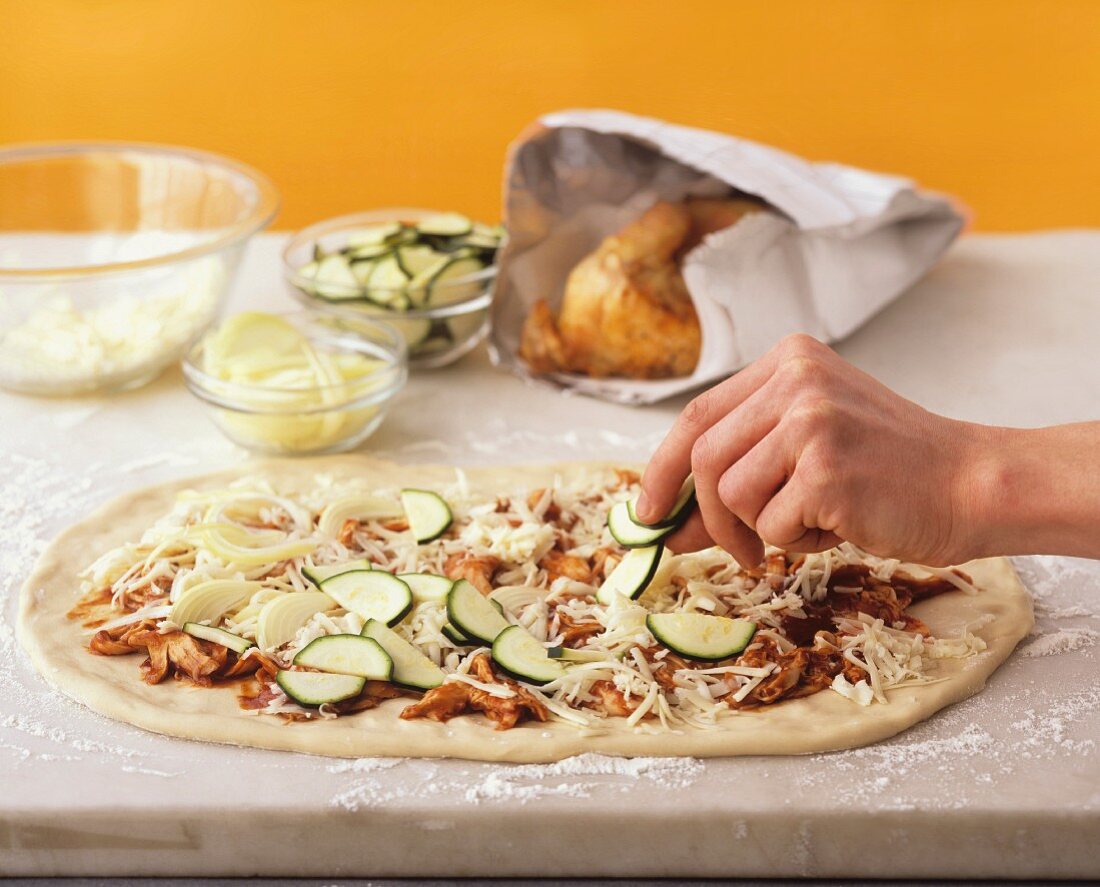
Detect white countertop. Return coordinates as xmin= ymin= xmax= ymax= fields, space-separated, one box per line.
xmin=2 ymin=231 xmax=1099 ymax=878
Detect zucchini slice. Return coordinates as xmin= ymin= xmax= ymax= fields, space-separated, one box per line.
xmin=365 ymin=254 xmax=410 ymax=302
xmin=276 ymin=670 xmax=366 ymax=706
xmin=293 ymin=634 xmax=393 ymax=680
xmin=362 ymin=618 xmax=445 ymax=691
xmin=595 ymin=544 xmax=663 ymax=605
xmin=346 ymin=222 xmax=404 ymax=248
xmin=347 ymin=243 xmax=392 ymax=261
xmin=491 ymin=625 xmax=566 ymax=685
xmin=627 ymin=476 xmax=696 ymax=530
xmin=427 ymin=256 xmax=485 ymax=306
xmin=319 ymin=570 xmax=414 ymax=626
xmin=400 ymin=489 xmax=453 ymax=543
xmin=551 ymin=646 xmax=607 ymax=664
xmin=302 ymin=558 xmax=372 ymax=588
xmin=441 ymin=622 xmax=474 ymax=646
xmin=446 ymin=578 xmax=509 ymax=645
xmin=417 ymin=212 xmax=472 ymax=238
xmin=394 ymin=244 xmax=440 ymax=279
xmin=646 ymin=613 xmax=757 ymax=662
xmin=398 ymin=572 xmax=454 ymax=603
xmin=183 ymin=622 xmax=254 ymax=655
xmin=313 ymin=254 xmax=360 ymax=300
xmin=606 ymin=501 xmax=671 ymax=548
xmin=256 ymin=591 xmax=337 ymax=651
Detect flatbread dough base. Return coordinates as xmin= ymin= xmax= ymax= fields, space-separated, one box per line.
xmin=18 ymin=456 xmax=1033 ymax=762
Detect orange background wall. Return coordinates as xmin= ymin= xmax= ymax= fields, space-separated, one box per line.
xmin=1 ymin=0 xmax=1097 ymax=231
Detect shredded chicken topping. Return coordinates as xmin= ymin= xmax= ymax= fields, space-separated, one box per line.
xmin=68 ymin=467 xmax=988 ymax=731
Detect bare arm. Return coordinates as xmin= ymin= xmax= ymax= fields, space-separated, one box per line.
xmin=635 ymin=334 xmax=1100 ymax=567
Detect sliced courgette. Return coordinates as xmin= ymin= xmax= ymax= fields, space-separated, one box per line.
xmin=348 ymin=243 xmax=392 ymax=261
xmin=550 ymin=646 xmax=607 ymax=663
xmin=398 ymin=572 xmax=454 ymax=603
xmin=276 ymin=670 xmax=366 ymax=706
xmin=400 ymin=489 xmax=453 ymax=543
xmin=365 ymin=254 xmax=410 ymax=304
xmin=417 ymin=212 xmax=472 ymax=238
xmin=446 ymin=578 xmax=509 ymax=645
xmin=394 ymin=244 xmax=441 ymax=279
xmin=302 ymin=558 xmax=372 ymax=588
xmin=628 ymin=476 xmax=696 ymax=530
xmin=646 ymin=613 xmax=757 ymax=662
xmin=607 ymin=501 xmax=672 ymax=548
xmin=319 ymin=570 xmax=414 ymax=626
xmin=361 ymin=618 xmax=445 ymax=691
xmin=183 ymin=622 xmax=254 ymax=655
xmin=491 ymin=625 xmax=566 ymax=685
xmin=314 ymin=254 xmax=360 ymax=300
xmin=293 ymin=633 xmax=393 ymax=680
xmin=441 ymin=622 xmax=474 ymax=646
xmin=346 ymin=222 xmax=404 ymax=247
xmin=427 ymin=256 xmax=485 ymax=307
xmin=460 ymin=232 xmax=502 ymax=250
xmin=595 ymin=544 xmax=663 ymax=605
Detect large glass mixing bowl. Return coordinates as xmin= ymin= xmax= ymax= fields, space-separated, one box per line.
xmin=0 ymin=142 xmax=279 ymax=396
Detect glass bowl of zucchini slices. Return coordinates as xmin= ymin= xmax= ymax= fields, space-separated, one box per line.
xmin=182 ymin=310 xmax=407 ymax=456
xmin=282 ymin=209 xmax=502 ymax=369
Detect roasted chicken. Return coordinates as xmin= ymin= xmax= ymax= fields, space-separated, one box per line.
xmin=520 ymin=197 xmax=763 ymax=379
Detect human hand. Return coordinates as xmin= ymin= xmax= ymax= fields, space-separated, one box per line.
xmin=635 ymin=334 xmax=991 ymax=567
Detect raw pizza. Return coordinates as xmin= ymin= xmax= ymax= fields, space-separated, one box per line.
xmin=19 ymin=457 xmax=1032 ymax=762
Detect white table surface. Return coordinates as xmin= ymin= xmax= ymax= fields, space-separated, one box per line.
xmin=2 ymin=231 xmax=1099 ymax=879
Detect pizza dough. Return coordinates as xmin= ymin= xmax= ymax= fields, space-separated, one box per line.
xmin=17 ymin=456 xmax=1034 ymax=762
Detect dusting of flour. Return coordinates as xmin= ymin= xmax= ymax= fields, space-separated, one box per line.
xmin=329 ymin=753 xmax=704 ymax=811
xmin=1019 ymin=627 xmax=1098 ymax=658
xmin=4 ymin=436 xmax=1100 ymax=829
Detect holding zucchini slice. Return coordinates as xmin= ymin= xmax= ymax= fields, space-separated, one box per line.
xmin=627 ymin=476 xmax=696 ymax=529
xmin=607 ymin=475 xmax=696 ymax=548
xmin=646 ymin=613 xmax=757 ymax=662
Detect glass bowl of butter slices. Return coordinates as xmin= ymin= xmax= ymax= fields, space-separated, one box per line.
xmin=0 ymin=142 xmax=278 ymax=396
xmin=183 ymin=310 xmax=406 ymax=455
xmin=282 ymin=209 xmax=502 ymax=369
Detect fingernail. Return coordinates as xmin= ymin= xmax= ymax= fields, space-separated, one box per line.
xmin=635 ymin=492 xmax=653 ymax=521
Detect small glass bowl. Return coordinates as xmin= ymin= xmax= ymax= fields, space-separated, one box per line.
xmin=281 ymin=209 xmax=497 ymax=370
xmin=182 ymin=311 xmax=407 ymax=456
xmin=0 ymin=141 xmax=278 ymax=396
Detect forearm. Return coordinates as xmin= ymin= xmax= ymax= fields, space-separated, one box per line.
xmin=963 ymin=421 xmax=1100 ymax=559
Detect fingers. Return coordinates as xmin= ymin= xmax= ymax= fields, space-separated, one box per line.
xmin=636 ymin=348 xmax=784 ymax=523
xmin=685 ymin=381 xmax=785 ymax=564
xmin=662 ymin=510 xmax=713 ymax=553
xmin=663 ymin=508 xmax=764 ymax=568
xmin=715 ymin=428 xmax=791 ymax=533
xmin=754 ymin=471 xmax=844 ymax=554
